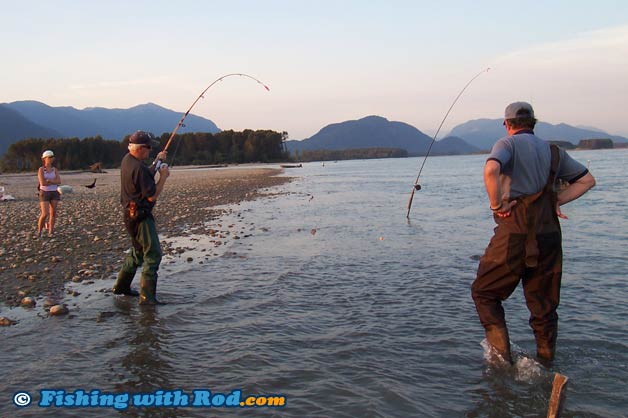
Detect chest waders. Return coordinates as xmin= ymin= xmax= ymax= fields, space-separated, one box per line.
xmin=472 ymin=145 xmax=561 ymax=365
xmin=113 ymin=209 xmax=164 ymax=305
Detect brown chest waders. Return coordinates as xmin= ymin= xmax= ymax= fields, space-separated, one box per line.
xmin=472 ymin=145 xmax=561 ymax=364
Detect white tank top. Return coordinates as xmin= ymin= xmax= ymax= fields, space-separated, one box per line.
xmin=40 ymin=167 xmax=58 ymax=192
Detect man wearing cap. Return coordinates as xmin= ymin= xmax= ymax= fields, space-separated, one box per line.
xmin=471 ymin=102 xmax=596 ymax=365
xmin=112 ymin=131 xmax=169 ymax=305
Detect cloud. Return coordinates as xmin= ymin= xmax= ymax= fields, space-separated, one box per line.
xmin=494 ymin=25 xmax=628 ymax=68
xmin=485 ymin=25 xmax=628 ymax=135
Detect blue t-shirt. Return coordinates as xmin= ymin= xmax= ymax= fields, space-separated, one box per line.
xmin=488 ymin=130 xmax=588 ymax=199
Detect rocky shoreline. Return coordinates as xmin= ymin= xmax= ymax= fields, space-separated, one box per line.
xmin=0 ymin=166 xmax=291 ymax=311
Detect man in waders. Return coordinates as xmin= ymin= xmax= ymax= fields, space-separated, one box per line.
xmin=471 ymin=102 xmax=595 ymax=365
xmin=112 ymin=131 xmax=170 ymax=305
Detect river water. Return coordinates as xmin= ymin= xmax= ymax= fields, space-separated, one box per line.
xmin=1 ymin=149 xmax=627 ymax=417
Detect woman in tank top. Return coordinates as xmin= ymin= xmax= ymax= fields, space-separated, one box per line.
xmin=37 ymin=150 xmax=61 ymax=237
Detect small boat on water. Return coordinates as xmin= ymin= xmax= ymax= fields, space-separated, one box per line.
xmin=280 ymin=164 xmax=302 ymax=168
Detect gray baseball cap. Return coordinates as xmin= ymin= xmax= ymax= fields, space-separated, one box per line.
xmin=504 ymin=102 xmax=535 ymax=119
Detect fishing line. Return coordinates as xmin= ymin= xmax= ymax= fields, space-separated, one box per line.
xmin=168 ymin=132 xmax=184 ymax=167
xmin=153 ymin=73 xmax=270 ymax=169
xmin=406 ymin=68 xmax=490 ymax=219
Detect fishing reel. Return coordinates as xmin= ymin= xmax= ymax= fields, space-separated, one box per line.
xmin=151 ymin=159 xmax=168 ymax=179
xmin=152 ymin=159 xmax=168 ymax=171
xmin=414 ymin=183 xmax=422 ymax=191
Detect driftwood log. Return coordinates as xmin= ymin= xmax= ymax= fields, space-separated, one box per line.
xmin=547 ymin=373 xmax=568 ymax=418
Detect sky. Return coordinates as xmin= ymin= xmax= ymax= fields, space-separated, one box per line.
xmin=2 ymin=0 xmax=627 ymax=140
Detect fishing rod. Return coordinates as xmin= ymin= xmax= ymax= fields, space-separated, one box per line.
xmin=405 ymin=67 xmax=490 ymax=219
xmin=153 ymin=73 xmax=270 ymax=169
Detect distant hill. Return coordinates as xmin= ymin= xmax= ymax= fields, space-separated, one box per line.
xmin=6 ymin=101 xmax=108 ymax=139
xmin=431 ymin=136 xmax=480 ymax=155
xmin=0 ymin=105 xmax=61 ymax=155
xmin=0 ymin=101 xmax=220 ymax=155
xmin=538 ymin=123 xmax=628 ymax=145
xmin=576 ymin=124 xmax=606 ymax=133
xmin=288 ymin=115 xmax=441 ymax=156
xmin=77 ymin=103 xmax=220 ymax=139
xmin=287 ymin=116 xmax=479 ymax=157
xmin=448 ymin=119 xmax=628 ymax=151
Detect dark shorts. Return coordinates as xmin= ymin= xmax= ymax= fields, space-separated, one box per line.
xmin=39 ymin=190 xmax=60 ymax=202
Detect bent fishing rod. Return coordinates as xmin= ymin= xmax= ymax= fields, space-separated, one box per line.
xmin=406 ymin=67 xmax=490 ymax=219
xmin=153 ymin=73 xmax=270 ymax=169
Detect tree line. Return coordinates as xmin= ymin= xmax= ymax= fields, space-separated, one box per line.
xmin=0 ymin=130 xmax=289 ymax=172
xmin=293 ymin=147 xmax=408 ymax=162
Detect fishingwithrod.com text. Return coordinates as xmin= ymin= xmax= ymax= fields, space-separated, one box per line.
xmin=12 ymin=388 xmax=286 ymax=410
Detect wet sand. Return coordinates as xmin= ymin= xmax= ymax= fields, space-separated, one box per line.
xmin=0 ymin=166 xmax=291 ymax=308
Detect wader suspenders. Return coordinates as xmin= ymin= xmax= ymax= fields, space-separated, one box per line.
xmin=520 ymin=145 xmax=561 ymax=268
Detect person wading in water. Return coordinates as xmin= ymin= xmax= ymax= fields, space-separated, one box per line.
xmin=471 ymin=102 xmax=596 ymax=365
xmin=112 ymin=131 xmax=170 ymax=305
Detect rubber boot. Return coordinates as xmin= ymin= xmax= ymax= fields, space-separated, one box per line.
xmin=485 ymin=325 xmax=513 ymax=365
xmin=536 ymin=336 xmax=556 ymax=367
xmin=112 ymin=272 xmax=139 ymax=297
xmin=139 ymin=278 xmax=164 ymax=305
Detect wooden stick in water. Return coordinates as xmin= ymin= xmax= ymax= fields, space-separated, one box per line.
xmin=547 ymin=373 xmax=569 ymax=418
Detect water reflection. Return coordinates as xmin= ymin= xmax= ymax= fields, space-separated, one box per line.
xmin=465 ymin=351 xmax=556 ymax=417
xmin=114 ymin=300 xmax=179 ymax=418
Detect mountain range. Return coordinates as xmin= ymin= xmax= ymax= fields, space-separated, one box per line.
xmin=0 ymin=101 xmax=219 ymax=155
xmin=1 ymin=100 xmax=625 ymax=157
xmin=448 ymin=118 xmax=628 ymax=151
xmin=287 ymin=115 xmax=626 ymax=156
xmin=286 ymin=116 xmax=481 ymax=156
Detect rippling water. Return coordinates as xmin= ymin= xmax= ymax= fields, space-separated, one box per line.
xmin=2 ymin=150 xmax=627 ymax=417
